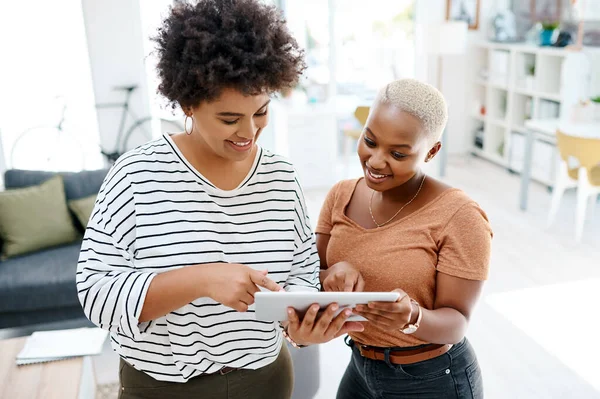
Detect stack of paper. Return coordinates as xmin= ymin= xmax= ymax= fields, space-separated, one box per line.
xmin=16 ymin=327 xmax=108 ymax=365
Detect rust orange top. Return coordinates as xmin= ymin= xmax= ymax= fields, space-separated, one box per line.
xmin=316 ymin=179 xmax=492 ymax=347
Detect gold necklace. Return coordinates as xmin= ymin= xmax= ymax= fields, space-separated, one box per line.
xmin=369 ymin=175 xmax=426 ymax=228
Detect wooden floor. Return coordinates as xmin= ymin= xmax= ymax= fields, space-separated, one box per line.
xmin=306 ymin=154 xmax=600 ymax=399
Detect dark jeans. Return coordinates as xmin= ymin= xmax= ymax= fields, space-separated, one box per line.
xmin=337 ymin=338 xmax=483 ymax=399
xmin=118 ymin=342 xmax=293 ymax=399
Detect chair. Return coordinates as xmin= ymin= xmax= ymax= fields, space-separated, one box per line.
xmin=547 ymin=130 xmax=600 ymax=242
xmin=342 ymin=106 xmax=370 ymax=176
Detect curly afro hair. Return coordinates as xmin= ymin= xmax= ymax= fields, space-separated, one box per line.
xmin=153 ymin=0 xmax=306 ymax=110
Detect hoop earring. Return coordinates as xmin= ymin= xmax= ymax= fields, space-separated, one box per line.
xmin=184 ymin=115 xmax=193 ymax=135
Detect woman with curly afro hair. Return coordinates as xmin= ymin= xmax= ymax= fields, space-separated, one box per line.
xmin=76 ymin=1 xmax=363 ymax=398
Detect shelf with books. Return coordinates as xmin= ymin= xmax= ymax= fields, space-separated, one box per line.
xmin=469 ymin=41 xmax=570 ymax=176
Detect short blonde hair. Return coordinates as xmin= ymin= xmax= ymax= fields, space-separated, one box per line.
xmin=376 ymin=79 xmax=448 ymax=147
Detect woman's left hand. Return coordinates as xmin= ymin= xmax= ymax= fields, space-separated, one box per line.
xmin=354 ymin=288 xmax=415 ymax=331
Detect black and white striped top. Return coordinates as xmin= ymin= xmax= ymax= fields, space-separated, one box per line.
xmin=76 ymin=135 xmax=320 ymax=382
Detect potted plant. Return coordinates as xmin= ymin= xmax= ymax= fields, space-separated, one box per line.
xmin=539 ymin=21 xmax=560 ymax=46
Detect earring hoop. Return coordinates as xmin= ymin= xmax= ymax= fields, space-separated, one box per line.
xmin=184 ymin=115 xmax=193 ymax=135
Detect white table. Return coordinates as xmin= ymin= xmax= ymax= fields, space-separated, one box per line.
xmin=519 ymin=118 xmax=600 ymax=210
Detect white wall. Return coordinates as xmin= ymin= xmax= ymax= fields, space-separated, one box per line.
xmin=81 ymin=0 xmax=153 ymax=156
xmin=0 ymin=0 xmax=102 ymax=172
xmin=139 ymin=0 xmax=186 ymax=125
xmin=415 ymin=0 xmax=509 ymax=156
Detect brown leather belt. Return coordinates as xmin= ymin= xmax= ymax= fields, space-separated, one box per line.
xmin=355 ymin=342 xmax=452 ymax=365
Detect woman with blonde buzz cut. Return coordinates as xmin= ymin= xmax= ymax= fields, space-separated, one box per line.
xmin=317 ymin=79 xmax=492 ymax=398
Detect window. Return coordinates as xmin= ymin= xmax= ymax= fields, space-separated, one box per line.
xmin=284 ymin=0 xmax=415 ymax=100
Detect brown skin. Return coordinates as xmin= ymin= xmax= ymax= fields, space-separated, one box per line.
xmin=173 ymin=88 xmax=270 ymax=191
xmin=318 ymin=101 xmax=484 ymax=345
xmin=140 ymin=266 xmax=282 ymax=322
xmin=286 ymin=303 xmax=364 ymax=346
xmin=141 ymin=89 xmax=362 ymax=345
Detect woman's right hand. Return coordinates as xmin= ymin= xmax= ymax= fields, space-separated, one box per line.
xmin=286 ymin=303 xmax=364 ymax=346
xmin=203 ymin=264 xmax=283 ymax=312
xmin=322 ymin=261 xmax=365 ymax=292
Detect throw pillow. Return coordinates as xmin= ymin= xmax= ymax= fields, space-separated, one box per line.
xmin=0 ymin=175 xmax=80 ymax=259
xmin=68 ymin=194 xmax=97 ymax=229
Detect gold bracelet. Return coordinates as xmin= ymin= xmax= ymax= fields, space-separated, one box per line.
xmin=279 ymin=323 xmax=308 ymax=348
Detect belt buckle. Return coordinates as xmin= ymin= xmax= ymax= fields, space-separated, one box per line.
xmin=358 ymin=344 xmax=371 ymax=356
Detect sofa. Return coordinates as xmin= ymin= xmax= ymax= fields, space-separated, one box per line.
xmin=0 ymin=168 xmax=109 ymax=329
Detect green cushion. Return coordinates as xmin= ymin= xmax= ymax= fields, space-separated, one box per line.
xmin=0 ymin=175 xmax=80 ymax=259
xmin=68 ymin=194 xmax=97 ymax=229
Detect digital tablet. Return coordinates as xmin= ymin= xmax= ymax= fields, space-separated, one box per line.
xmin=254 ymin=291 xmax=400 ymax=322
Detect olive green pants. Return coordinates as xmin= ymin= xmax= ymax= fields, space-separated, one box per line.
xmin=118 ymin=343 xmax=293 ymax=399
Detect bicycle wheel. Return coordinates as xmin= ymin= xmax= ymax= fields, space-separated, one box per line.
xmin=121 ymin=117 xmax=155 ymax=155
xmin=10 ymin=126 xmax=85 ymax=171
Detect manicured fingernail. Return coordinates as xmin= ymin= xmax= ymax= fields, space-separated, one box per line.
xmin=368 ymin=303 xmax=374 ymax=308
xmin=332 ymin=304 xmax=339 ymax=311
xmin=312 ymin=305 xmax=319 ymax=312
xmin=345 ymin=309 xmax=352 ymax=316
xmin=288 ymin=308 xmax=293 ymax=314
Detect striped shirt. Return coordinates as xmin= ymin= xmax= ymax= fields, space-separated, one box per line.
xmin=76 ymin=135 xmax=320 ymax=382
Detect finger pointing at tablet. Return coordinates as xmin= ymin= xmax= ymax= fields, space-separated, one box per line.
xmin=322 ymin=261 xmax=365 ymax=292
xmin=250 ymin=269 xmax=285 ymax=293
xmin=205 ymin=264 xmax=282 ymax=312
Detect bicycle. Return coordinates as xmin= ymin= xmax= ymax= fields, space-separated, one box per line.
xmin=96 ymin=85 xmax=184 ymax=163
xmin=9 ymin=96 xmax=86 ymax=171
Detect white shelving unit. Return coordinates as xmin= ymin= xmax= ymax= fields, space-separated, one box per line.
xmin=468 ymin=42 xmax=570 ymax=186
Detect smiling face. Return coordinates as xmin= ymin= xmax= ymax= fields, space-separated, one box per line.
xmin=186 ymin=88 xmax=270 ymax=162
xmin=358 ymin=101 xmax=440 ymax=192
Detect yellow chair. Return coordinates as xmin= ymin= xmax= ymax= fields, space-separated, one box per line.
xmin=342 ymin=106 xmax=370 ymax=176
xmin=547 ymin=130 xmax=600 ymax=242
